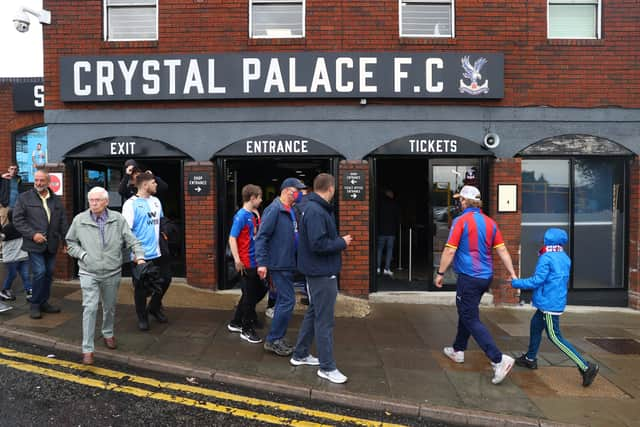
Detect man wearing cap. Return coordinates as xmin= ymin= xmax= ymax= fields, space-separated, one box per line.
xmin=255 ymin=177 xmax=306 ymax=356
xmin=435 ymin=185 xmax=518 ymax=385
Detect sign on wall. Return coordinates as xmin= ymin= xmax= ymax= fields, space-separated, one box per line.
xmin=64 ymin=136 xmax=189 ymax=159
xmin=370 ymin=134 xmax=493 ymax=156
xmin=49 ymin=172 xmax=63 ymax=195
xmin=60 ymin=52 xmax=504 ymax=101
xmin=187 ymin=172 xmax=210 ymax=196
xmin=343 ymin=171 xmax=365 ymax=201
xmin=13 ymin=82 xmax=45 ymax=112
xmin=215 ymin=134 xmax=341 ymax=157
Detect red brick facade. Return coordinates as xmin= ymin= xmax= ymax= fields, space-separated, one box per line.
xmin=628 ymin=159 xmax=640 ymax=310
xmin=0 ymin=82 xmax=43 ymax=169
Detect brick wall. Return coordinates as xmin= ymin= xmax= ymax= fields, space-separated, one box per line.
xmin=183 ymin=161 xmax=216 ymax=288
xmin=43 ymin=0 xmax=640 ymax=110
xmin=489 ymin=158 xmax=522 ymax=305
xmin=337 ymin=160 xmax=369 ymax=297
xmin=0 ymin=82 xmax=43 ymax=168
xmin=628 ymin=158 xmax=640 ymax=310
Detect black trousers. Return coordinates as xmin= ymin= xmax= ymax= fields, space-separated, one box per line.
xmin=232 ymin=268 xmax=268 ymax=330
xmin=132 ymin=258 xmax=172 ymax=319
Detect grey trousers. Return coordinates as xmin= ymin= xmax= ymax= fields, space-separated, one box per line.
xmin=80 ymin=274 xmax=121 ymax=353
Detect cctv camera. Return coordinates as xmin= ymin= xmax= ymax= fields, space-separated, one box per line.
xmin=483 ymin=133 xmax=500 ymax=149
xmin=12 ymin=6 xmax=51 ymax=33
xmin=13 ymin=11 xmax=30 ymax=33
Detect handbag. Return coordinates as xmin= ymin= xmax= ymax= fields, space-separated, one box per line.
xmin=2 ymin=238 xmax=28 ymax=263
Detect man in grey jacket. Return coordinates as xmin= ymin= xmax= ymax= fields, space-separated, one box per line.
xmin=66 ymin=187 xmax=145 ymax=365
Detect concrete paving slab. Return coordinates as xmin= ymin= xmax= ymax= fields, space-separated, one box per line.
xmin=531 ymin=397 xmax=638 ymax=427
xmin=4 ymin=312 xmax=75 ymax=329
xmin=535 ymin=367 xmax=628 ymax=398
xmin=385 ymin=367 xmax=463 ymax=407
xmin=378 ymin=347 xmax=442 ymax=370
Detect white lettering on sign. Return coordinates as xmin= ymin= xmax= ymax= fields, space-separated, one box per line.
xmin=425 ymin=58 xmax=444 ymax=93
xmin=189 ymin=176 xmax=208 ymax=185
xmin=33 ymin=84 xmax=45 ymax=107
xmin=409 ymin=139 xmax=458 ymax=153
xmin=110 ymin=142 xmax=136 ymax=155
xmin=245 ymin=139 xmax=309 ymax=154
xmin=74 ymin=61 xmax=91 ymax=96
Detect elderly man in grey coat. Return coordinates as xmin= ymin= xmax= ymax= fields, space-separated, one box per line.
xmin=66 ymin=187 xmax=145 ymax=365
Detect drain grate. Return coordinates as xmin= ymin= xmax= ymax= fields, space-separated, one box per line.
xmin=586 ymin=338 xmax=640 ymax=355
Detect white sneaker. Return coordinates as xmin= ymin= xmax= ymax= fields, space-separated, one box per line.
xmin=492 ymin=354 xmax=515 ymax=385
xmin=290 ymin=354 xmax=320 ymax=366
xmin=376 ymin=268 xmax=381 ymax=274
xmin=383 ymin=269 xmax=393 ymax=277
xmin=317 ymin=368 xmax=348 ymax=384
xmin=265 ymin=307 xmax=274 ymax=319
xmin=0 ymin=301 xmax=12 ymax=313
xmin=443 ymin=347 xmax=464 ymax=363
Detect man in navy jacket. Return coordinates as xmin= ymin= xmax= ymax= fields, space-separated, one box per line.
xmin=255 ymin=177 xmax=307 ymax=356
xmin=289 ymin=174 xmax=352 ymax=384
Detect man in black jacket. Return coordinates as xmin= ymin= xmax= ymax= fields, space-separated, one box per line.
xmin=289 ymin=173 xmax=352 ymax=384
xmin=13 ymin=169 xmax=69 ymax=319
xmin=0 ymin=164 xmax=22 ymax=226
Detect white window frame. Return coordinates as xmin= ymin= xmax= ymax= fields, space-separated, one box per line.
xmin=547 ymin=0 xmax=602 ymax=39
xmin=249 ymin=0 xmax=305 ymax=39
xmin=399 ymin=0 xmax=455 ymax=38
xmin=103 ymin=0 xmax=159 ymax=42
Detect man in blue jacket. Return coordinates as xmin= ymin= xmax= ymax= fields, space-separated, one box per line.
xmin=256 ymin=177 xmax=307 ymax=356
xmin=289 ymin=174 xmax=352 ymax=384
xmin=511 ymin=228 xmax=599 ymax=387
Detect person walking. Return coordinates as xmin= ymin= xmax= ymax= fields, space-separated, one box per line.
xmin=290 ymin=173 xmax=352 ymax=384
xmin=435 ymin=185 xmax=517 ymax=385
xmin=13 ymin=169 xmax=68 ymax=320
xmin=511 ymin=228 xmax=599 ymax=386
xmin=376 ymin=188 xmax=400 ymax=277
xmin=66 ymin=187 xmax=146 ymax=365
xmin=0 ymin=209 xmax=32 ymax=303
xmin=227 ymin=184 xmax=268 ymax=344
xmin=122 ymin=172 xmax=172 ymax=331
xmin=255 ymin=177 xmax=307 ymax=356
xmin=0 ymin=164 xmax=22 ymax=226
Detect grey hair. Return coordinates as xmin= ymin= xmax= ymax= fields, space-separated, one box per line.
xmin=88 ymin=186 xmax=109 ymax=200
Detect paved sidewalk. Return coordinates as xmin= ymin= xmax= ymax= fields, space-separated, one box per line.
xmin=0 ymin=280 xmax=638 ymax=427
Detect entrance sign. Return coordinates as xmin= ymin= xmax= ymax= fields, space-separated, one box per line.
xmin=60 ymin=52 xmax=504 ymax=101
xmin=342 ymin=171 xmax=365 ymax=201
xmin=216 ymin=135 xmax=341 ymax=157
xmin=64 ymin=136 xmax=190 ymax=159
xmin=49 ymin=173 xmax=63 ymax=195
xmin=187 ymin=172 xmax=210 ymax=196
xmin=371 ymin=134 xmax=493 ymax=156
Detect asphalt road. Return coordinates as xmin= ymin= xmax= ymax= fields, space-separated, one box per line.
xmin=0 ymin=337 xmax=456 ymax=427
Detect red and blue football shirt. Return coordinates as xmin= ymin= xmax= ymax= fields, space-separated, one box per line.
xmin=445 ymin=207 xmax=504 ymax=279
xmin=229 ymin=208 xmax=260 ymax=268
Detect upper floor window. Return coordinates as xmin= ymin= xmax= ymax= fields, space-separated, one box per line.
xmin=104 ymin=0 xmax=158 ymax=41
xmin=14 ymin=125 xmax=47 ymax=183
xmin=548 ymin=0 xmax=601 ymax=39
xmin=399 ymin=0 xmax=454 ymax=38
xmin=250 ymin=0 xmax=305 ymax=38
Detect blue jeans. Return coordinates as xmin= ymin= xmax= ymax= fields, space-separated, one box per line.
xmin=526 ymin=309 xmax=588 ymax=371
xmin=377 ymin=235 xmax=395 ymax=270
xmin=2 ymin=260 xmax=32 ymax=292
xmin=29 ymin=251 xmax=57 ymax=307
xmin=452 ymin=273 xmax=502 ymax=364
xmin=293 ymin=275 xmax=338 ymax=371
xmin=266 ymin=270 xmax=296 ymax=343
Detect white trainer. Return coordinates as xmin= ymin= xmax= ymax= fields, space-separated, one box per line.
xmin=0 ymin=301 xmax=12 ymax=313
xmin=383 ymin=269 xmax=394 ymax=277
xmin=265 ymin=307 xmax=274 ymax=319
xmin=492 ymin=354 xmax=515 ymax=385
xmin=443 ymin=346 xmax=464 ymax=363
xmin=317 ymin=368 xmax=348 ymax=384
xmin=290 ymin=355 xmax=320 ymax=366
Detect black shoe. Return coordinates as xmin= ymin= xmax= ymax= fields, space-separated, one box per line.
xmin=515 ymin=354 xmax=538 ymax=369
xmin=30 ymin=305 xmax=42 ymax=319
xmin=148 ymin=308 xmax=168 ymax=323
xmin=240 ymin=328 xmax=262 ymax=344
xmin=138 ymin=318 xmax=150 ymax=331
xmin=25 ymin=289 xmax=33 ymax=303
xmin=581 ymin=362 xmax=599 ymax=387
xmin=264 ymin=339 xmax=293 ymax=356
xmin=40 ymin=302 xmax=61 ymax=314
xmin=227 ymin=321 xmax=242 ymax=333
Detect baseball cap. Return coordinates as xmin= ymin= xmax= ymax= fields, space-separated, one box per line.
xmin=280 ymin=177 xmax=307 ymax=191
xmin=453 ymin=185 xmax=481 ymax=200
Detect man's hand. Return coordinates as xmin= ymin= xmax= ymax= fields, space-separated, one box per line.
xmin=342 ymin=234 xmax=353 ymax=246
xmin=435 ymin=274 xmax=444 ymax=288
xmin=257 ymin=266 xmax=267 ymax=280
xmin=33 ymin=232 xmax=47 ymax=244
xmin=135 ymin=259 xmax=146 ymax=265
xmin=234 ymin=259 xmax=246 ymax=274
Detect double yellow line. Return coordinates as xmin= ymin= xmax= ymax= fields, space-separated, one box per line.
xmin=0 ymin=346 xmax=407 ymax=427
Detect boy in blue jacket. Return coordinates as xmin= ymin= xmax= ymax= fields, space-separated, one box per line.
xmin=511 ymin=228 xmax=599 ymax=387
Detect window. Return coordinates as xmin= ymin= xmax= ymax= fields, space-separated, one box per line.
xmin=399 ymin=0 xmax=454 ymax=38
xmin=548 ymin=0 xmax=601 ymax=39
xmin=14 ymin=126 xmax=47 ymax=183
xmin=104 ymin=0 xmax=158 ymax=41
xmin=250 ymin=0 xmax=304 ymax=38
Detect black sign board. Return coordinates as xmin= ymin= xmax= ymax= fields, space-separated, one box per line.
xmin=370 ymin=134 xmax=493 ymax=156
xmin=13 ymin=82 xmax=45 ymax=112
xmin=187 ymin=172 xmax=210 ymax=196
xmin=60 ymin=52 xmax=504 ymax=101
xmin=215 ymin=134 xmax=341 ymax=157
xmin=64 ymin=136 xmax=190 ymax=159
xmin=342 ymin=171 xmax=365 ymax=201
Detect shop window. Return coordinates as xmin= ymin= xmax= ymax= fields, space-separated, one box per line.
xmin=250 ymin=0 xmax=304 ymax=38
xmin=399 ymin=0 xmax=454 ymax=38
xmin=548 ymin=0 xmax=601 ymax=39
xmin=14 ymin=126 xmax=47 ymax=183
xmin=104 ymin=0 xmax=158 ymax=41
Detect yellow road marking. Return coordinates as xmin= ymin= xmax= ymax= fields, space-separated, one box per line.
xmin=0 ymin=346 xmax=408 ymax=427
xmin=0 ymin=355 xmax=327 ymax=427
